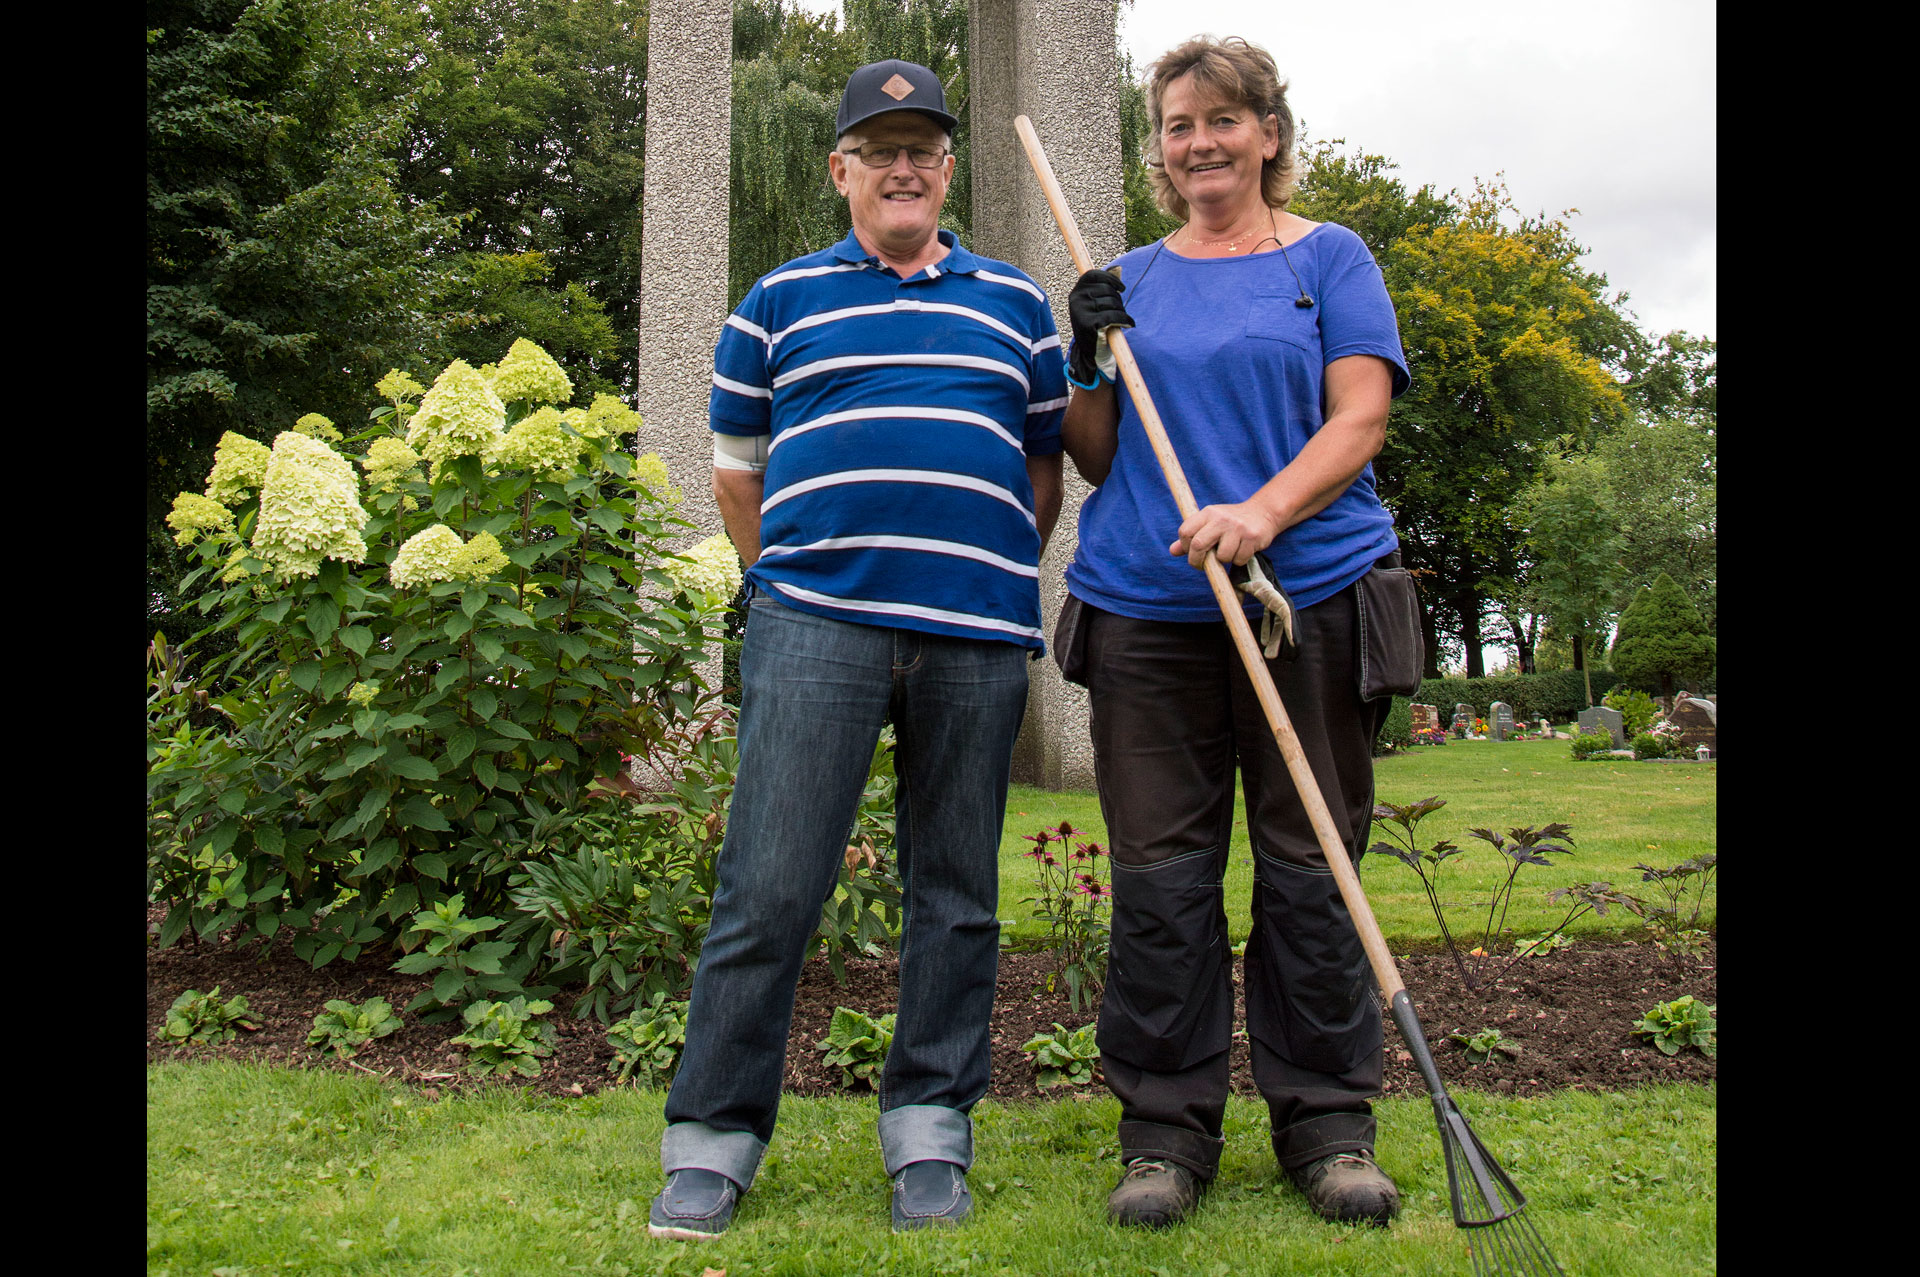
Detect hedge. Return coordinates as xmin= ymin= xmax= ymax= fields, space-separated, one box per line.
xmin=1373 ymin=696 xmax=1413 ymax=756
xmin=1412 ymin=670 xmax=1623 ymax=724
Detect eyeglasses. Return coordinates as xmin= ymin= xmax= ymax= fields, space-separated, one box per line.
xmin=837 ymin=143 xmax=950 ymax=169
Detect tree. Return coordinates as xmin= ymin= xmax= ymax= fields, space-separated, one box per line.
xmin=1515 ymin=449 xmax=1624 ymax=705
xmin=148 ymin=0 xmax=462 ymax=627
xmin=438 ymin=251 xmax=624 ymax=396
xmin=392 ymin=0 xmax=650 ymax=393
xmin=1373 ymin=178 xmax=1636 ymax=676
xmin=1594 ymin=416 xmax=1716 ymax=627
xmin=1610 ymin=573 xmax=1715 ymax=700
xmin=727 ymin=0 xmax=970 ymax=306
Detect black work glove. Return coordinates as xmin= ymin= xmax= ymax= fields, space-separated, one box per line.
xmin=1066 ymin=269 xmax=1134 ymax=387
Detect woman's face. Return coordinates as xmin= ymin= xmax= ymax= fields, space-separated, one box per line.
xmin=1157 ymin=72 xmax=1278 ymax=213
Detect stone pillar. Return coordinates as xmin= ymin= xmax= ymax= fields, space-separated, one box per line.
xmin=971 ymin=0 xmax=1123 ymax=791
xmin=638 ymin=0 xmax=734 ymax=541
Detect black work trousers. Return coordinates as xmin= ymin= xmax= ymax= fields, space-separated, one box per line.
xmin=1084 ymin=583 xmax=1388 ymax=1181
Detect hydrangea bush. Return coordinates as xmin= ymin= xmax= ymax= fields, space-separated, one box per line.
xmin=149 ymin=342 xmax=731 ymax=974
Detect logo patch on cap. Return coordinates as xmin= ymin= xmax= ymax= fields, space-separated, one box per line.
xmin=880 ymin=73 xmax=915 ymax=101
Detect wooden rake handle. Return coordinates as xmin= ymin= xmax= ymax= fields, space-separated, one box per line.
xmin=1014 ymin=114 xmax=1407 ymax=1002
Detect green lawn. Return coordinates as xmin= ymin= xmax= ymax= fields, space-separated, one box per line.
xmin=151 ymin=738 xmax=1716 ymax=1274
xmin=149 ymin=1061 xmax=1716 ymax=1276
xmin=996 ymin=739 xmax=1716 ymax=948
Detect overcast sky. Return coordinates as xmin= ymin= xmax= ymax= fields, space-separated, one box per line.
xmin=1118 ymin=0 xmax=1717 ymax=341
xmin=793 ymin=0 xmax=1715 ymax=342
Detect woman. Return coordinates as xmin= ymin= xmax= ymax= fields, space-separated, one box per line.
xmin=1056 ymin=36 xmax=1418 ymax=1230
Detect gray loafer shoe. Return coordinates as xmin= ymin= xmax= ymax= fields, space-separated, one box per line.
xmin=891 ymin=1159 xmax=972 ymax=1231
xmin=649 ymin=1168 xmax=740 ymax=1240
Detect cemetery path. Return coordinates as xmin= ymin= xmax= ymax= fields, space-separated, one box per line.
xmin=147 ymin=909 xmax=1715 ymax=1100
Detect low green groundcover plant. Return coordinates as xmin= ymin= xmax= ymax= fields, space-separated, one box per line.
xmin=450 ymin=996 xmax=557 ymax=1077
xmin=1021 ymin=1021 xmax=1101 ymax=1088
xmin=606 ymin=992 xmax=689 ymax=1087
xmin=389 ymin=892 xmax=525 ymax=1020
xmin=1633 ymin=995 xmax=1716 ymax=1058
xmin=1569 ymin=732 xmax=1616 ymax=760
xmin=816 ymin=1007 xmax=894 ymax=1089
xmin=158 ymin=987 xmax=261 ymax=1046
xmin=306 ymin=997 xmax=403 ymax=1060
xmin=1449 ymin=1027 xmax=1521 ymax=1064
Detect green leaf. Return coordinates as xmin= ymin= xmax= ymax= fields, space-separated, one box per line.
xmin=398 ymin=796 xmax=452 ymax=832
xmin=471 ymin=687 xmax=498 ymax=721
xmin=474 ymin=755 xmax=498 ymax=789
xmin=319 ymin=663 xmax=355 ymax=701
xmin=306 ymin=598 xmax=341 ymax=644
xmin=386 ymin=755 xmax=441 ymax=782
xmin=462 ymin=587 xmax=489 ymax=618
xmin=489 ymin=718 xmax=532 ymax=741
xmin=289 ymin=661 xmax=322 ymax=692
xmin=445 ymin=726 xmax=477 ymax=766
xmin=413 ymin=853 xmax=450 ymax=881
xmin=357 ymin=839 xmax=400 ymax=880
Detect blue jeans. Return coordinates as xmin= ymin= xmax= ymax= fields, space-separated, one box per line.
xmin=661 ymin=593 xmax=1029 ymax=1187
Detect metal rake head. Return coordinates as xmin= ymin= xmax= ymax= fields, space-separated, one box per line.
xmin=1433 ymin=1095 xmax=1565 ymax=1276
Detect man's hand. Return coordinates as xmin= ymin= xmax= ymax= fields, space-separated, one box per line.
xmin=1067 ymin=269 xmax=1133 ymax=386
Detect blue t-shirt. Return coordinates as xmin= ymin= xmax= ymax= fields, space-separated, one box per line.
xmin=711 ymin=229 xmax=1067 ymax=650
xmin=1065 ymin=223 xmax=1410 ymax=621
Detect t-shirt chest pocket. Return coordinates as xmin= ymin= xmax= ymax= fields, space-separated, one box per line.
xmin=1244 ymin=290 xmax=1320 ymax=353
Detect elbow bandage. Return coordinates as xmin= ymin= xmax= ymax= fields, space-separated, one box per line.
xmin=713 ymin=432 xmax=770 ymax=473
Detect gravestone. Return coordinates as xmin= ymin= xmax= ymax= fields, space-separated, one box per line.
xmin=1451 ymin=703 xmax=1476 ymax=737
xmin=1669 ymin=697 xmax=1717 ymax=757
xmin=1577 ymin=705 xmax=1626 ymax=748
xmin=1489 ymin=702 xmax=1514 ymax=741
xmin=1410 ymin=704 xmax=1439 ymax=737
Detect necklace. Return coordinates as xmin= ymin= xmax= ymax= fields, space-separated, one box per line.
xmin=1182 ymin=207 xmax=1279 ymax=255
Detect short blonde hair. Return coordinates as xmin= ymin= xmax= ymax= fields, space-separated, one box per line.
xmin=1144 ymin=36 xmax=1297 ymax=221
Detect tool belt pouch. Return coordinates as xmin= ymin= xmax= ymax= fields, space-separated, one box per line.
xmin=1053 ymin=594 xmax=1093 ymax=687
xmin=1354 ymin=563 xmax=1423 ymax=701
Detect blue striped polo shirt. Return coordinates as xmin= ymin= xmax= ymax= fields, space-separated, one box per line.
xmin=710 ymin=228 xmax=1067 ymax=650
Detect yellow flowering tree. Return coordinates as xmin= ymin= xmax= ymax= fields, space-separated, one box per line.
xmin=149 ymin=342 xmax=730 ymax=987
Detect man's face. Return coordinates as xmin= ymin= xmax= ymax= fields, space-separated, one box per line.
xmin=829 ymin=112 xmax=954 ymax=256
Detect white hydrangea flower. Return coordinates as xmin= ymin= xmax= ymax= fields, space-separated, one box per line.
xmin=490 ymin=406 xmax=580 ymax=478
xmin=449 ymin=531 xmax=509 ymax=581
xmin=361 ymin=436 xmax=424 ymax=494
xmin=407 ymin=360 xmax=506 ymax=475
xmin=167 ymin=492 xmax=235 ymax=546
xmin=667 ymin=533 xmax=743 ymax=606
xmin=390 ymin=524 xmax=464 ymax=589
xmin=633 ymin=452 xmax=682 ymax=504
xmin=251 ymin=432 xmax=368 ymax=578
xmin=204 ymin=431 xmax=272 ymax=506
xmin=488 ymin=338 xmax=573 ymax=404
xmin=293 ymin=412 xmax=342 ymax=441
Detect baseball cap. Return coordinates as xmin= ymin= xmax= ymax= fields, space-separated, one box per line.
xmin=835 ymin=59 xmax=958 ymax=138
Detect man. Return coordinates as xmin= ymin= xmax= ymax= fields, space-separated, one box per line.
xmin=649 ymin=59 xmax=1067 ymax=1241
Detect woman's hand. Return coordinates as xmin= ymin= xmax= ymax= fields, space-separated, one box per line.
xmin=1170 ymin=499 xmax=1282 ymax=568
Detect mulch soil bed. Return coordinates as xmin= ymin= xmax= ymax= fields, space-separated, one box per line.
xmin=147 ymin=906 xmax=1715 ymax=1101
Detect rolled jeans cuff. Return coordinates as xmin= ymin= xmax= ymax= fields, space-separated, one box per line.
xmin=661 ymin=1121 xmax=768 ymax=1191
xmin=1118 ymin=1119 xmax=1225 ymax=1182
xmin=877 ymin=1104 xmax=974 ymax=1176
xmin=1272 ymin=1111 xmax=1376 ymax=1172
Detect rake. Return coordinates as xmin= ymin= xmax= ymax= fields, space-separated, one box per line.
xmin=1014 ymin=115 xmax=1564 ymax=1276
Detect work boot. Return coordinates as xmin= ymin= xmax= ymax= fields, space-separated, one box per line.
xmin=1107 ymin=1158 xmax=1202 ymax=1229
xmin=1287 ymin=1150 xmax=1400 ymax=1225
xmin=891 ymin=1159 xmax=972 ymax=1231
xmin=648 ymin=1168 xmax=740 ymax=1240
